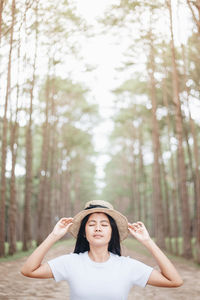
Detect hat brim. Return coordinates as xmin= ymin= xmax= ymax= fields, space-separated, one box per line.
xmin=68 ymin=207 xmax=129 ymax=241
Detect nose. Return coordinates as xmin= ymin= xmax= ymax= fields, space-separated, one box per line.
xmin=95 ymin=223 xmax=101 ymax=231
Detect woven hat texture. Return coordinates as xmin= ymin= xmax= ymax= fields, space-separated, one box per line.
xmin=69 ymin=200 xmax=129 ymax=241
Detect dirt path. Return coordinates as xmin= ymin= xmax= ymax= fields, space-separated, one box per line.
xmin=0 ymin=243 xmax=199 ymax=300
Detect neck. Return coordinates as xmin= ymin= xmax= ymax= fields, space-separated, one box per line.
xmin=88 ymin=245 xmax=110 ymax=262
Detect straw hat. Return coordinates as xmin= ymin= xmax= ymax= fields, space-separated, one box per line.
xmin=69 ymin=200 xmax=129 ymax=241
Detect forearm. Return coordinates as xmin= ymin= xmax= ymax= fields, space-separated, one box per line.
xmin=143 ymin=238 xmax=182 ymax=283
xmin=21 ymin=233 xmax=59 ymax=275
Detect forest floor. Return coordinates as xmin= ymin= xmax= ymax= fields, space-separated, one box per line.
xmin=0 ymin=239 xmax=200 ymax=300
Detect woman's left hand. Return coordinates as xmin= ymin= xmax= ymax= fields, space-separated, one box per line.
xmin=128 ymin=221 xmax=151 ymax=243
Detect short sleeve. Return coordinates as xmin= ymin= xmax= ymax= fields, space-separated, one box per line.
xmin=47 ymin=254 xmax=72 ymax=282
xmin=127 ymin=257 xmax=153 ymax=287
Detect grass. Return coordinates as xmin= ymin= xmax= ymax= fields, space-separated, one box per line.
xmin=0 ymin=238 xmax=75 ymax=263
xmin=122 ymin=238 xmax=150 ymax=256
xmin=165 ymin=237 xmax=196 ymax=257
xmin=1 ymin=237 xmax=199 ymax=268
xmin=123 ymin=238 xmax=200 ymax=268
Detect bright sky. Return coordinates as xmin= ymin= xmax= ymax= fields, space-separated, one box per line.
xmin=74 ymin=0 xmax=124 ymax=192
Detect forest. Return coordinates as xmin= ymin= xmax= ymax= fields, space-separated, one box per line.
xmin=0 ymin=0 xmax=200 ymax=267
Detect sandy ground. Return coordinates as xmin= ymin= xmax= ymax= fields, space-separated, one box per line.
xmin=0 ymin=243 xmax=199 ymax=300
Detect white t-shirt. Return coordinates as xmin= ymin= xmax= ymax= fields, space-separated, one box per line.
xmin=48 ymin=251 xmax=153 ymax=300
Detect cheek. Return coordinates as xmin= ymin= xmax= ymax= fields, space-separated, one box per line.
xmin=85 ymin=225 xmax=92 ymax=238
xmin=106 ymin=227 xmax=112 ymax=239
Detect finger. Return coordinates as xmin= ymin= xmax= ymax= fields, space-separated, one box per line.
xmin=128 ymin=228 xmax=137 ymax=235
xmin=62 ymin=221 xmax=73 ymax=227
xmin=60 ymin=219 xmax=73 ymax=227
xmin=128 ymin=224 xmax=137 ymax=232
xmin=128 ymin=223 xmax=136 ymax=229
xmin=60 ymin=217 xmax=73 ymax=221
xmin=60 ymin=218 xmax=73 ymax=223
xmin=137 ymin=221 xmax=144 ymax=227
xmin=65 ymin=218 xmax=73 ymax=223
xmin=128 ymin=222 xmax=140 ymax=226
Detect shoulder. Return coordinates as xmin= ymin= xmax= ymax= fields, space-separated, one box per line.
xmin=110 ymin=253 xmax=137 ymax=263
xmin=109 ymin=253 xmax=133 ymax=265
xmin=48 ymin=251 xmax=87 ymax=266
xmin=111 ymin=254 xmax=150 ymax=269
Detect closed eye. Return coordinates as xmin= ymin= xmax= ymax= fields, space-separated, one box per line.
xmin=88 ymin=224 xmax=108 ymax=227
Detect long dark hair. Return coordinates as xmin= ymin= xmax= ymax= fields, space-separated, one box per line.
xmin=73 ymin=205 xmax=121 ymax=256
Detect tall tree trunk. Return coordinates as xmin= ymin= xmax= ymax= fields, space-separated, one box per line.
xmin=138 ymin=123 xmax=149 ymax=227
xmin=60 ymin=171 xmax=66 ymax=217
xmin=132 ymin=125 xmax=141 ymax=221
xmin=8 ymin=121 xmax=19 ymax=255
xmin=148 ymin=39 xmax=165 ymax=249
xmin=0 ymin=0 xmax=5 ymax=45
xmin=129 ymin=158 xmax=136 ymax=222
xmin=47 ymin=82 xmax=57 ymax=229
xmin=167 ymin=0 xmax=192 ymax=258
xmin=162 ymin=77 xmax=179 ymax=255
xmin=130 ymin=146 xmax=139 ymax=220
xmin=0 ymin=0 xmax=4 ymax=86
xmin=182 ymin=44 xmax=200 ymax=263
xmin=37 ymin=71 xmax=50 ymax=245
xmin=64 ymin=170 xmax=72 ymax=217
xmin=74 ymin=170 xmax=81 ymax=215
xmin=0 ymin=0 xmax=15 ymax=257
xmin=8 ymin=23 xmax=22 ymax=255
xmin=23 ymin=124 xmax=33 ymax=251
xmin=160 ymin=151 xmax=173 ymax=253
xmin=23 ymin=1 xmax=38 ymax=251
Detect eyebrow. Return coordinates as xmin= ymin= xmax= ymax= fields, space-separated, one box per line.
xmin=88 ymin=220 xmax=109 ymax=223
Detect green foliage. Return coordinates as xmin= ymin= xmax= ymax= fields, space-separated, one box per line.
xmin=1 ymin=239 xmax=75 ymax=262
xmin=113 ymin=78 xmax=148 ymax=95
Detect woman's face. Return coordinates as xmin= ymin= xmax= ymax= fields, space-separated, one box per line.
xmin=85 ymin=213 xmax=112 ymax=247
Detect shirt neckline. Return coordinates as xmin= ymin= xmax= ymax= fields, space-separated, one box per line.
xmin=85 ymin=251 xmax=113 ymax=266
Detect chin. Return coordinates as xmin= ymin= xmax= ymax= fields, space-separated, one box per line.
xmin=90 ymin=239 xmax=109 ymax=247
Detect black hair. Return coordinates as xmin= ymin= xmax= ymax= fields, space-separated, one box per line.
xmin=73 ymin=205 xmax=121 ymax=256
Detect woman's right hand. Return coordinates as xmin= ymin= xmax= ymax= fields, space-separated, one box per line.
xmin=51 ymin=217 xmax=73 ymax=239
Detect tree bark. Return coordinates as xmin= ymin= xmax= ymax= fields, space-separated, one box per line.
xmin=8 ymin=19 xmax=22 ymax=255
xmin=167 ymin=0 xmax=192 ymax=258
xmin=138 ymin=123 xmax=149 ymax=227
xmin=8 ymin=121 xmax=19 ymax=255
xmin=160 ymin=151 xmax=173 ymax=252
xmin=131 ymin=125 xmax=141 ymax=221
xmin=37 ymin=70 xmax=50 ymax=245
xmin=162 ymin=77 xmax=179 ymax=255
xmin=182 ymin=44 xmax=200 ymax=263
xmin=64 ymin=170 xmax=72 ymax=217
xmin=0 ymin=0 xmax=5 ymax=44
xmin=0 ymin=0 xmax=15 ymax=257
xmin=47 ymin=81 xmax=57 ymax=229
xmin=148 ymin=38 xmax=165 ymax=249
xmin=23 ymin=1 xmax=38 ymax=251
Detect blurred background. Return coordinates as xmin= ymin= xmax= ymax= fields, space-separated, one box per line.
xmin=0 ymin=0 xmax=200 ymax=267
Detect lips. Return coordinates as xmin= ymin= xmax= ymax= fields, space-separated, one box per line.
xmin=93 ymin=235 xmax=103 ymax=238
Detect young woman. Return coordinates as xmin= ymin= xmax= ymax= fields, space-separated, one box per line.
xmin=21 ymin=200 xmax=183 ymax=299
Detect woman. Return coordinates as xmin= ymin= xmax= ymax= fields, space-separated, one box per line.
xmin=21 ymin=200 xmax=183 ymax=299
